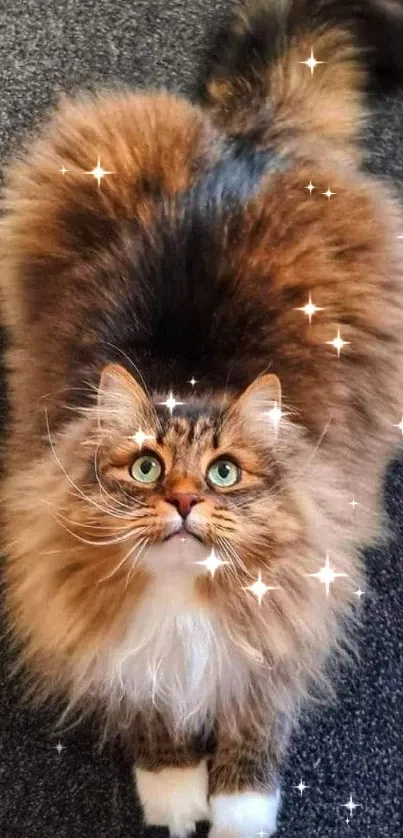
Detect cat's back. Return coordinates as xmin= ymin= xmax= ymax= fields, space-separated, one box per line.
xmin=0 ymin=89 xmax=296 ymax=401
xmin=1 ymin=85 xmax=403 ymax=450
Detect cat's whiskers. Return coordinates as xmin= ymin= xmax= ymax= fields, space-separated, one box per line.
xmin=70 ymin=487 xmax=138 ymax=520
xmin=40 ymin=495 xmax=137 ymax=532
xmin=96 ymin=533 xmax=150 ymax=585
xmin=215 ymin=536 xmax=246 ymax=584
xmin=51 ymin=510 xmax=147 ymax=549
xmin=216 ymin=366 xmax=235 ymax=424
xmin=50 ymin=505 xmax=150 ymax=533
xmin=45 ymin=407 xmax=140 ymax=520
xmin=124 ymin=536 xmax=149 ymax=590
xmin=217 ymin=535 xmax=254 ymax=580
xmin=103 ymin=342 xmax=151 ymax=398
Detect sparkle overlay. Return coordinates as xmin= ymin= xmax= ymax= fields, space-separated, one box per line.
xmin=305 ymin=180 xmax=316 ymax=194
xmin=264 ymin=401 xmax=283 ymax=435
xmin=326 ymin=328 xmax=350 ymax=356
xmin=244 ymin=571 xmax=280 ymax=606
xmin=394 ymin=416 xmax=403 ymax=434
xmin=197 ymin=548 xmax=228 ymax=577
xmin=130 ymin=429 xmax=154 ymax=448
xmin=300 ymin=48 xmax=325 ymax=76
xmin=159 ymin=392 xmax=185 ymax=415
xmin=342 ymin=794 xmax=362 ymax=817
xmin=59 ymin=165 xmax=69 ymax=176
xmin=295 ymin=779 xmax=310 ymax=796
xmin=189 ymin=377 xmax=198 ymax=387
xmin=86 ymin=156 xmax=113 ymax=187
xmin=55 ymin=742 xmax=65 ymax=755
xmin=295 ymin=293 xmax=325 ymax=325
xmin=307 ymin=552 xmax=348 ymax=597
xmin=322 ymin=187 xmax=336 ymax=200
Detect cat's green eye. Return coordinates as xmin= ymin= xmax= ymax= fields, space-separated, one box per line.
xmin=207 ymin=458 xmax=241 ymax=489
xmin=130 ymin=454 xmax=163 ymax=484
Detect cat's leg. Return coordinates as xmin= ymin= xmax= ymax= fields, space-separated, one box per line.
xmin=208 ymin=708 xmax=290 ymax=838
xmin=131 ymin=711 xmax=210 ymax=837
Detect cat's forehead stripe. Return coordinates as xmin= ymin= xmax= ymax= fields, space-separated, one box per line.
xmin=154 ymin=403 xmax=223 ymax=424
xmin=153 ymin=404 xmax=222 ymax=447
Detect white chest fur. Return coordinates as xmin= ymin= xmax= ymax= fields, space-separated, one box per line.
xmin=98 ymin=573 xmax=249 ymax=733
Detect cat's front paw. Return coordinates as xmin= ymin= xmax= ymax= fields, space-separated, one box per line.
xmin=134 ymin=759 xmax=210 ymax=837
xmin=209 ymin=789 xmax=281 ymax=838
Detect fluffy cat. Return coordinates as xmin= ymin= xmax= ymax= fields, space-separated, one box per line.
xmin=1 ymin=0 xmax=403 ymax=835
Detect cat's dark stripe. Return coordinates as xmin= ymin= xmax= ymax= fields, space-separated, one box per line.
xmin=186 ymin=419 xmax=196 ymax=446
xmin=183 ymin=140 xmax=289 ymax=211
xmin=154 ymin=404 xmax=223 ymax=425
xmin=95 ymin=145 xmax=288 ymax=405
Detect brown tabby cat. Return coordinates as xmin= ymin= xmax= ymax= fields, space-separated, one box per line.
xmin=1 ymin=0 xmax=403 ymax=835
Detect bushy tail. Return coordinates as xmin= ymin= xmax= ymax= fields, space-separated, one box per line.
xmin=201 ymin=0 xmax=403 ymax=149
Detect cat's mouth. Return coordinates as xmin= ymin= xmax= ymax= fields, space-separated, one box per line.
xmin=163 ymin=525 xmax=204 ymax=544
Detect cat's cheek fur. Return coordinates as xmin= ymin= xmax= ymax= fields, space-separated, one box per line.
xmin=209 ymin=789 xmax=281 ymax=838
xmin=134 ymin=760 xmax=210 ymax=837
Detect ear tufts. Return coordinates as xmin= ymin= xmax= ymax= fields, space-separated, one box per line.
xmin=233 ymin=373 xmax=283 ymax=440
xmin=239 ymin=373 xmax=282 ymax=409
xmin=97 ymin=363 xmax=152 ymax=430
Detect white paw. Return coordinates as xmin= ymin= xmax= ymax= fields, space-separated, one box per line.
xmin=134 ymin=759 xmax=210 ymax=837
xmin=209 ymin=788 xmax=281 ymax=838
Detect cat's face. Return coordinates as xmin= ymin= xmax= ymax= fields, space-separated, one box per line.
xmin=68 ymin=363 xmax=304 ymax=584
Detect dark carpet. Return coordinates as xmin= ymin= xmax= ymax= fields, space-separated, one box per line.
xmin=0 ymin=2 xmax=402 ymax=837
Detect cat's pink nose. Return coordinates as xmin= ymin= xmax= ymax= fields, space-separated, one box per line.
xmin=167 ymin=492 xmax=201 ymax=519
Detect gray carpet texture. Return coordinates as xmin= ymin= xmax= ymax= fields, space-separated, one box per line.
xmin=0 ymin=2 xmax=402 ymax=837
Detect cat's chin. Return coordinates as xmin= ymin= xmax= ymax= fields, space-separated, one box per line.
xmin=141 ymin=533 xmax=211 ymax=575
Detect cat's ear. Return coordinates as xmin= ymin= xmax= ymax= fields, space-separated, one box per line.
xmin=233 ymin=373 xmax=283 ymax=440
xmin=97 ymin=363 xmax=153 ymax=430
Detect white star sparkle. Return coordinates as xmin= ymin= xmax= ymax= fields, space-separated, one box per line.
xmin=342 ymin=794 xmax=361 ymax=817
xmin=305 ymin=180 xmax=316 ymax=194
xmin=323 ymin=187 xmax=336 ymax=199
xmin=300 ymin=48 xmax=325 ymax=76
xmin=354 ymin=588 xmax=365 ymax=600
xmin=295 ymin=293 xmax=324 ymax=325
xmin=349 ymin=497 xmax=359 ymax=510
xmin=59 ymin=165 xmax=69 ymax=176
xmin=189 ymin=377 xmax=198 ymax=387
xmin=55 ymin=742 xmax=65 ymax=755
xmin=197 ymin=548 xmax=228 ymax=578
xmin=295 ymin=779 xmax=310 ymax=796
xmin=244 ymin=571 xmax=279 ymax=606
xmin=264 ymin=401 xmax=283 ymax=434
xmin=159 ymin=392 xmax=185 ymax=415
xmin=86 ymin=156 xmax=113 ymax=187
xmin=131 ymin=429 xmax=154 ymax=449
xmin=307 ymin=551 xmax=348 ymax=597
xmin=257 ymin=831 xmax=267 ymax=838
xmin=394 ymin=416 xmax=403 ymax=434
xmin=326 ymin=329 xmax=350 ymax=356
